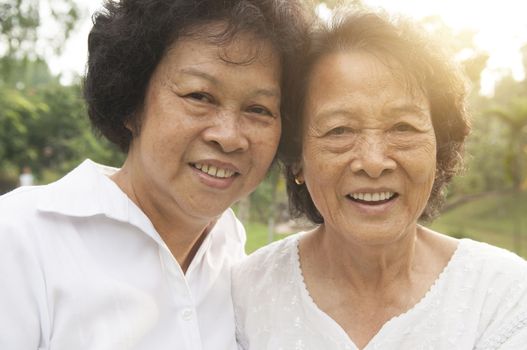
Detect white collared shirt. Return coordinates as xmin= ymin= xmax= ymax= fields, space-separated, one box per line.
xmin=0 ymin=159 xmax=246 ymax=350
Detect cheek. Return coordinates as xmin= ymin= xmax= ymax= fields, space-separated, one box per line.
xmin=402 ymin=150 xmax=437 ymax=213
xmin=399 ymin=136 xmax=437 ymax=183
xmin=253 ymin=124 xmax=281 ymax=159
xmin=245 ymin=124 xmax=281 ymax=183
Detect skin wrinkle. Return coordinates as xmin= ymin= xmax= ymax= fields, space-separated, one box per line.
xmin=112 ymin=28 xmax=282 ymax=271
xmin=293 ymin=47 xmax=460 ymax=349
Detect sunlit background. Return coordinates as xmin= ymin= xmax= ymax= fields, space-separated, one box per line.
xmin=44 ymin=0 xmax=527 ymax=95
xmin=318 ymin=0 xmax=527 ymax=95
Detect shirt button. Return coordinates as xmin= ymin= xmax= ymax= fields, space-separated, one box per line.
xmin=181 ymin=308 xmax=193 ymax=321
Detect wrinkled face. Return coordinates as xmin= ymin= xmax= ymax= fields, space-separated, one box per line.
xmin=299 ymin=51 xmax=437 ymax=245
xmin=128 ymin=29 xmax=282 ymax=222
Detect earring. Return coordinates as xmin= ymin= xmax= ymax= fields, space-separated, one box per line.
xmin=294 ymin=177 xmax=304 ymax=185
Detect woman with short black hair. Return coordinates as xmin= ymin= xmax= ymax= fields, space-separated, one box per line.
xmin=0 ymin=1 xmax=310 ymax=349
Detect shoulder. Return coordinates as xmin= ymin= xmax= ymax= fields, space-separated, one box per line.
xmin=457 ymin=240 xmax=527 ymax=347
xmin=232 ymin=233 xmax=302 ymax=303
xmin=456 ymin=239 xmax=527 ymax=306
xmin=0 ymin=182 xmax=70 ymax=264
xmin=233 ymin=233 xmax=301 ymax=283
xmin=0 ymin=161 xmax=92 ymax=244
xmin=0 ymin=185 xmax=53 ymax=228
xmin=232 ymin=233 xmax=304 ymax=346
xmin=0 ymin=185 xmax=45 ymax=209
xmin=460 ymin=239 xmax=527 ymax=280
xmin=0 ymin=186 xmax=55 ymax=275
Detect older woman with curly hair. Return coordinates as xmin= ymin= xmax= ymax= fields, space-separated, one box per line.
xmin=0 ymin=0 xmax=310 ymax=349
xmin=233 ymin=9 xmax=527 ymax=350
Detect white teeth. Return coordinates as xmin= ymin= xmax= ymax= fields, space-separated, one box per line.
xmin=350 ymin=191 xmax=395 ymax=202
xmin=208 ymin=166 xmax=218 ymax=176
xmin=193 ymin=163 xmax=235 ymax=178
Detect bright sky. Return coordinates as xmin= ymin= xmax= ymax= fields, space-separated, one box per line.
xmin=48 ymin=0 xmax=527 ymax=95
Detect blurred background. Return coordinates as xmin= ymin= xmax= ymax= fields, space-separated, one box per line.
xmin=1 ymin=0 xmax=526 ymax=256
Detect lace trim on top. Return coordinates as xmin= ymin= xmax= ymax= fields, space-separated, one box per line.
xmin=291 ymin=234 xmax=467 ymax=348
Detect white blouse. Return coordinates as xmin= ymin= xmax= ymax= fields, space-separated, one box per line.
xmin=0 ymin=159 xmax=246 ymax=350
xmin=232 ymin=233 xmax=527 ymax=350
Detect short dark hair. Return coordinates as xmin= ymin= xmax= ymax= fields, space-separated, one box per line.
xmin=280 ymin=9 xmax=471 ymax=223
xmin=84 ymin=0 xmax=311 ymax=152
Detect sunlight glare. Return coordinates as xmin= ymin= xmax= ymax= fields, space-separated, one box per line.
xmin=363 ymin=0 xmax=527 ymax=95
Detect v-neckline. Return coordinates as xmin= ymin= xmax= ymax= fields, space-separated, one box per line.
xmin=291 ymin=234 xmax=465 ymax=349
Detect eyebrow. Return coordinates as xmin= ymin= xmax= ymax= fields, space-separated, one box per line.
xmin=313 ymin=102 xmax=430 ymax=124
xmin=179 ymin=67 xmax=280 ymax=99
xmin=180 ymin=68 xmax=219 ymax=85
xmin=250 ymin=88 xmax=280 ymax=99
xmin=315 ymin=107 xmax=358 ymax=121
xmin=387 ymin=104 xmax=430 ymax=118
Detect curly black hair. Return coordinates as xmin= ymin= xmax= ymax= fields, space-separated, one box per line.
xmin=84 ymin=0 xmax=311 ymax=152
xmin=280 ymin=9 xmax=471 ymax=223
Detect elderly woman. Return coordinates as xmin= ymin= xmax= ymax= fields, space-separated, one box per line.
xmin=232 ymin=10 xmax=527 ymax=350
xmin=0 ymin=0 xmax=309 ymax=349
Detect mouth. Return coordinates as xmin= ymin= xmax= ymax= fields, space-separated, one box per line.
xmin=347 ymin=191 xmax=398 ymax=205
xmin=190 ymin=162 xmax=239 ymax=179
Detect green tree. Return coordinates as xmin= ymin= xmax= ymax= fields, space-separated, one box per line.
xmin=485 ymin=98 xmax=527 ymax=190
xmin=0 ymin=59 xmax=123 ymax=193
xmin=0 ymin=0 xmax=80 ymax=83
xmin=0 ymin=0 xmax=79 ymax=56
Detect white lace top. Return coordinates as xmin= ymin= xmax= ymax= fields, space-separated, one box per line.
xmin=232 ymin=233 xmax=527 ymax=350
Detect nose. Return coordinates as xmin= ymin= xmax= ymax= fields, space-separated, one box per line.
xmin=202 ymin=109 xmax=249 ymax=153
xmin=350 ymin=133 xmax=396 ymax=178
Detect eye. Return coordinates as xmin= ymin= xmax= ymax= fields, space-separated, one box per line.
xmin=326 ymin=126 xmax=353 ymax=136
xmin=185 ymin=92 xmax=213 ymax=103
xmin=247 ymin=105 xmax=274 ymax=118
xmin=392 ymin=122 xmax=417 ymax=132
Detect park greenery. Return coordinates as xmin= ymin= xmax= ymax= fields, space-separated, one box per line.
xmin=1 ymin=0 xmax=526 ymax=256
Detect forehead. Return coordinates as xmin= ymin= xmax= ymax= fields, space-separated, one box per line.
xmin=166 ymin=22 xmax=280 ymax=67
xmin=313 ymin=50 xmax=422 ymax=93
xmin=156 ymin=37 xmax=280 ymax=82
xmin=305 ymin=50 xmax=428 ymax=111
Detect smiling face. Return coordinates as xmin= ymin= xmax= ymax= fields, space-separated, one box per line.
xmin=124 ymin=28 xmax=282 ymax=224
xmin=299 ymin=51 xmax=437 ymax=245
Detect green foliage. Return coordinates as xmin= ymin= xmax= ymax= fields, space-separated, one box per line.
xmin=0 ymin=0 xmax=81 ymax=87
xmin=245 ymin=222 xmax=292 ymax=253
xmin=0 ymin=0 xmax=80 ymax=57
xmin=0 ymin=59 xmax=123 ymax=193
xmin=481 ymin=80 xmax=527 ymax=190
xmin=449 ymin=109 xmax=512 ymax=196
xmin=248 ymin=165 xmax=288 ymax=223
xmin=430 ymin=191 xmax=527 ymax=258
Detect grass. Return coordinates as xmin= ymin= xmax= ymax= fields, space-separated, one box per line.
xmin=429 ymin=191 xmax=527 ymax=258
xmin=244 ymin=222 xmax=293 ymax=254
xmin=246 ymin=190 xmax=527 ymax=258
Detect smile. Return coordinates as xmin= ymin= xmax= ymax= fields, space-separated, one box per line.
xmin=348 ymin=191 xmax=397 ymax=203
xmin=191 ymin=163 xmax=237 ymax=179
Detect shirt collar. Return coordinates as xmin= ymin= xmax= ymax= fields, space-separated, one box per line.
xmin=35 ymin=159 xmax=225 ymax=253
xmin=37 ymin=159 xmax=163 ymax=240
xmin=37 ymin=159 xmax=126 ymax=217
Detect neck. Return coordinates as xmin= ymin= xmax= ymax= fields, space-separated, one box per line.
xmin=111 ymin=157 xmax=213 ymax=272
xmin=307 ymin=224 xmax=423 ymax=292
